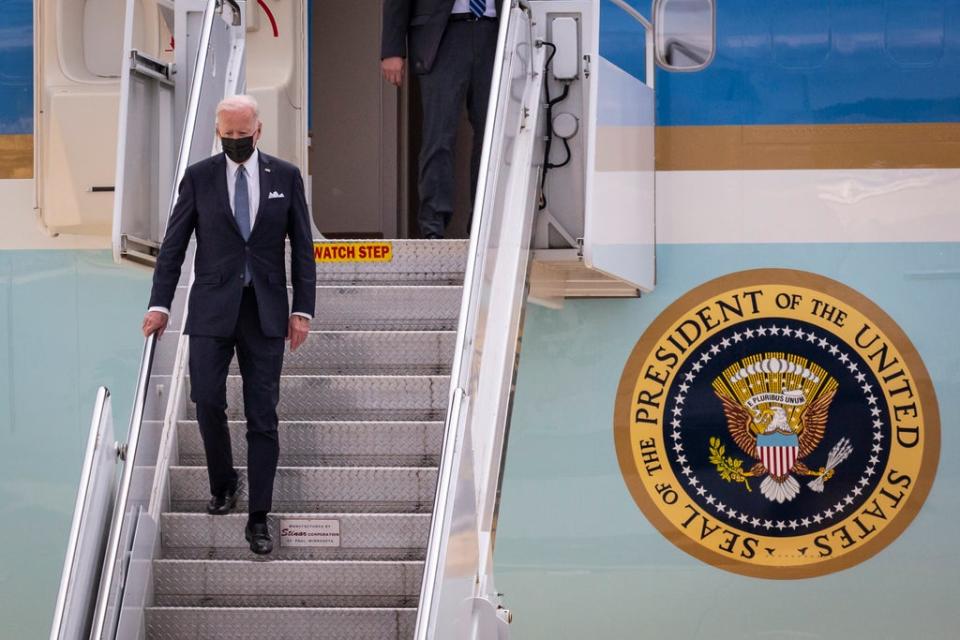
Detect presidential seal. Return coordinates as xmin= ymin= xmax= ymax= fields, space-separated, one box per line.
xmin=614 ymin=269 xmax=939 ymax=578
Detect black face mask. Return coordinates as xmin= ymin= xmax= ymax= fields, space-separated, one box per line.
xmin=221 ymin=135 xmax=256 ymax=163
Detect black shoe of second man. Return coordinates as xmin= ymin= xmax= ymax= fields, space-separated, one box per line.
xmin=206 ymin=479 xmax=240 ymax=515
xmin=245 ymin=521 xmax=273 ymax=555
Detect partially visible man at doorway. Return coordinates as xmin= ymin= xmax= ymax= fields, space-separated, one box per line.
xmin=381 ymin=0 xmax=498 ymax=239
xmin=142 ymin=95 xmax=316 ymax=555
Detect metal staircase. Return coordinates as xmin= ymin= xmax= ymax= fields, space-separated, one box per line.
xmin=52 ymin=1 xmax=658 ymax=636
xmin=144 ymin=240 xmax=467 ymax=638
xmin=52 ymin=0 xmax=543 ymax=634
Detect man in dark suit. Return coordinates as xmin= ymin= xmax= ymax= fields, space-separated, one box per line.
xmin=142 ymin=95 xmax=316 ymax=555
xmin=381 ymin=0 xmax=499 ymax=239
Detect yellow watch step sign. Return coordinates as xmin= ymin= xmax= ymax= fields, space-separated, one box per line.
xmin=314 ymin=241 xmax=393 ymax=263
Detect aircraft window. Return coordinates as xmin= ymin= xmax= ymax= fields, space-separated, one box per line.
xmin=654 ymin=0 xmax=716 ymax=71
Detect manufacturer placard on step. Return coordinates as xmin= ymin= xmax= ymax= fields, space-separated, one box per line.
xmin=279 ymin=518 xmax=341 ymax=547
xmin=314 ymin=241 xmax=393 ymax=263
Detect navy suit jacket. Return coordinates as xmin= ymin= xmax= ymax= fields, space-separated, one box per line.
xmin=382 ymin=0 xmax=500 ymax=74
xmin=148 ymin=151 xmax=316 ymax=338
xmin=382 ymin=0 xmax=457 ymax=75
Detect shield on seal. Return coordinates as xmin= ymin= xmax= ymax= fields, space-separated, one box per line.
xmin=756 ymin=432 xmax=800 ymax=477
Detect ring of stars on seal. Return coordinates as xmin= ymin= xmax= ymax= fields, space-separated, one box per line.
xmin=614 ymin=269 xmax=939 ymax=579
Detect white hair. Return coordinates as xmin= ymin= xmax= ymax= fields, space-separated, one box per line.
xmin=216 ymin=94 xmax=260 ymax=122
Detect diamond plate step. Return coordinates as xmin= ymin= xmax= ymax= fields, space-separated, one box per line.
xmin=145 ymin=606 xmax=416 ymax=640
xmin=230 ymin=331 xmax=455 ymax=375
xmin=185 ymin=375 xmax=451 ymax=421
xmin=161 ymin=513 xmax=430 ymax=560
xmin=310 ymin=239 xmax=468 ymax=285
xmin=169 ymin=285 xmax=460 ymax=330
xmin=313 ymin=286 xmax=461 ymax=331
xmin=150 ymin=239 xmax=465 ymax=631
xmin=152 ymin=559 xmax=423 ymax=607
xmin=169 ymin=466 xmax=438 ymax=513
xmin=177 ymin=421 xmax=444 ymax=467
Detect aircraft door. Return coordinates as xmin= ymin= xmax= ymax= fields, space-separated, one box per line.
xmin=112 ymin=0 xmax=244 ymax=265
xmin=582 ymin=0 xmax=657 ymax=292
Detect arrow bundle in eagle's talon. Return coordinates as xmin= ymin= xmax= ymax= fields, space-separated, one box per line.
xmin=808 ymin=437 xmax=854 ymax=493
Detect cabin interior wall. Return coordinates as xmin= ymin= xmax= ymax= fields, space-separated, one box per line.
xmin=307 ymin=3 xmax=475 ymax=239
xmin=246 ymin=0 xmax=306 ymax=187
xmin=309 ymin=1 xmax=397 ymax=238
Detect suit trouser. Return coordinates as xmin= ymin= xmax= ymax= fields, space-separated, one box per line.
xmin=417 ymin=19 xmax=498 ymax=238
xmin=189 ymin=286 xmax=284 ymax=514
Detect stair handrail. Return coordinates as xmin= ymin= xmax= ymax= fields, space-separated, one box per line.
xmin=90 ymin=334 xmax=157 ymax=638
xmin=171 ymin=0 xmax=225 ymax=214
xmin=416 ymin=1 xmax=539 ymax=637
xmin=87 ymin=336 xmax=156 ymax=639
xmin=49 ymin=387 xmax=115 ymax=640
xmin=88 ymin=2 xmax=221 ymax=637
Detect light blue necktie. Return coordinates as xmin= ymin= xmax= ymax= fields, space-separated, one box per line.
xmin=469 ymin=0 xmax=485 ymax=17
xmin=234 ymin=165 xmax=252 ymax=285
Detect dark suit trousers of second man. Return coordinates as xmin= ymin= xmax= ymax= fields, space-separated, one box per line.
xmin=418 ymin=19 xmax=498 ymax=238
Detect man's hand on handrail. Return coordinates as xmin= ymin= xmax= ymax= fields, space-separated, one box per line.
xmin=142 ymin=310 xmax=169 ymax=338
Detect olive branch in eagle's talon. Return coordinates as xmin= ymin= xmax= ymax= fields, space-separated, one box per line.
xmin=708 ymin=437 xmax=756 ymax=492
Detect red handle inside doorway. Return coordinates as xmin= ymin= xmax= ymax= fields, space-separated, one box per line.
xmin=257 ymin=0 xmax=279 ymax=38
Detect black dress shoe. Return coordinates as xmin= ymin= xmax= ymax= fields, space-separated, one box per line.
xmin=206 ymin=479 xmax=240 ymax=515
xmin=245 ymin=521 xmax=273 ymax=555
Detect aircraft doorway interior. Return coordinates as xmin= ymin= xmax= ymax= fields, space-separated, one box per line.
xmin=308 ymin=2 xmax=475 ymax=240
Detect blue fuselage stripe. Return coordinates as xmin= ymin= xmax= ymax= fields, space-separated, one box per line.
xmin=4 ymin=3 xmax=958 ymax=137
xmin=0 ymin=0 xmax=33 ymax=135
xmin=600 ymin=0 xmax=960 ymax=127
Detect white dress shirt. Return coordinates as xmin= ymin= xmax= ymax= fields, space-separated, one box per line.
xmin=451 ymin=0 xmax=496 ymax=18
xmin=149 ymin=147 xmax=311 ymax=322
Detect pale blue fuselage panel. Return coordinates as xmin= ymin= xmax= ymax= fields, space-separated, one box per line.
xmin=494 ymin=1 xmax=960 ymax=638
xmin=496 ymin=243 xmax=960 ymax=637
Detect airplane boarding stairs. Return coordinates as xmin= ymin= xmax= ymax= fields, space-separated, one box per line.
xmin=52 ymin=1 xmax=656 ymax=636
xmin=53 ymin=1 xmax=544 ymax=635
xmin=145 ymin=240 xmax=467 ymax=638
